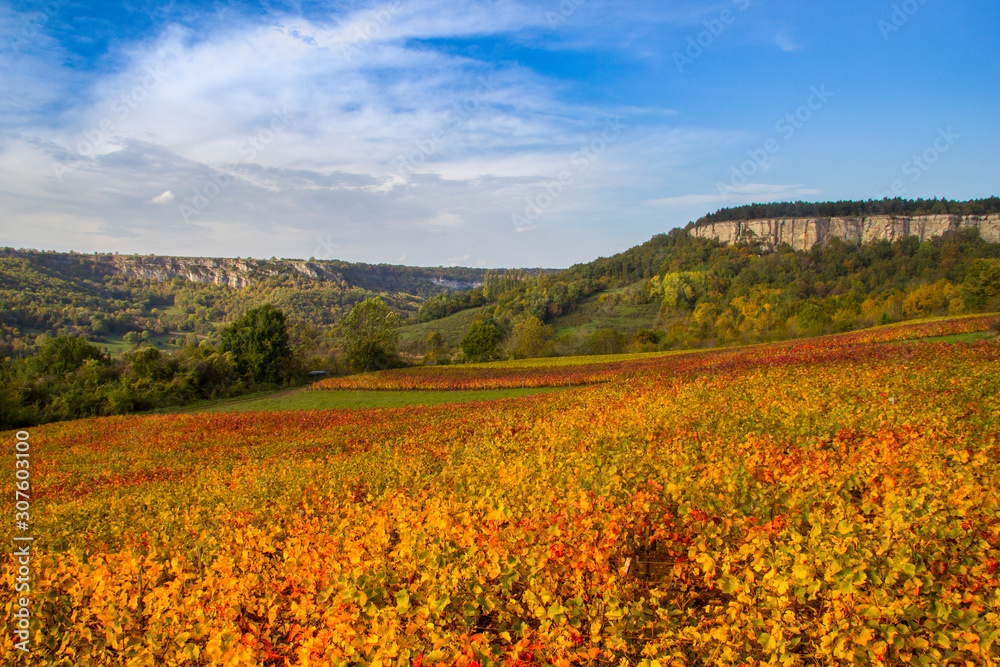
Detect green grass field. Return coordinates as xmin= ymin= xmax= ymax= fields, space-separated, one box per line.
xmin=547 ymin=291 xmax=661 ymax=337
xmin=167 ymin=386 xmax=563 ymax=413
xmin=907 ymin=330 xmax=998 ymax=344
xmin=400 ymin=307 xmax=486 ymax=346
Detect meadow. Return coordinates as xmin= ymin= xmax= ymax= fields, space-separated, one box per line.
xmin=2 ymin=315 xmax=999 ymax=666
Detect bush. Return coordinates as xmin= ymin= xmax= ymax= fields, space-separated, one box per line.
xmin=460 ymin=320 xmax=502 ymax=362
xmin=588 ymin=328 xmax=627 ymax=355
xmin=501 ymin=317 xmax=553 ymax=360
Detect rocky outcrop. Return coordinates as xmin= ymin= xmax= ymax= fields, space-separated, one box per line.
xmin=690 ymin=215 xmax=1000 ymax=251
xmin=431 ymin=277 xmax=484 ymax=290
xmin=98 ymin=256 xmax=343 ymax=289
xmin=0 ymin=249 xmax=489 ymax=295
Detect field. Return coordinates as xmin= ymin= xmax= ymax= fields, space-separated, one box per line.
xmin=161 ymin=388 xmax=562 ymax=414
xmin=2 ymin=316 xmax=999 ymax=666
xmin=314 ymin=315 xmax=999 ymax=391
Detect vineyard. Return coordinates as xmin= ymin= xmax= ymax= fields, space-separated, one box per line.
xmin=2 ymin=316 xmax=1000 ymax=666
xmin=311 ymin=315 xmax=999 ymax=392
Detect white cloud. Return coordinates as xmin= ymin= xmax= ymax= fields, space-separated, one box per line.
xmin=150 ymin=190 xmax=175 ymax=204
xmin=774 ymin=33 xmax=799 ymax=52
xmin=0 ymin=1 xmax=794 ymax=267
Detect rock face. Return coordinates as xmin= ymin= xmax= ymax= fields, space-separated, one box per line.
xmin=690 ymin=215 xmax=1000 ymax=251
xmin=98 ymin=256 xmax=341 ymax=289
xmin=431 ymin=277 xmax=484 ymax=291
xmin=0 ymin=249 xmax=490 ymax=296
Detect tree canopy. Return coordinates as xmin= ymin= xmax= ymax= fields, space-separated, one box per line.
xmin=338 ymin=297 xmax=401 ymax=371
xmin=460 ymin=320 xmax=502 ymax=362
xmin=219 ymin=304 xmax=292 ymax=384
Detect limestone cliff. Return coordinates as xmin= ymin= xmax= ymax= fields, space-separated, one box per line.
xmin=0 ymin=250 xmax=487 ymax=294
xmin=99 ymin=255 xmax=341 ymax=289
xmin=690 ymin=214 xmax=1000 ymax=251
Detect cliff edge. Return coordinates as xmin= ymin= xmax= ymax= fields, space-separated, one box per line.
xmin=690 ymin=214 xmax=1000 ymax=251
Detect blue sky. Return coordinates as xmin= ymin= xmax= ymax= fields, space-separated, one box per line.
xmin=1 ymin=0 xmax=997 ymax=268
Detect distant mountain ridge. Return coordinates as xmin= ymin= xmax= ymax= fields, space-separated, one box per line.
xmin=0 ymin=249 xmax=487 ymax=293
xmin=690 ymin=214 xmax=1000 ymax=251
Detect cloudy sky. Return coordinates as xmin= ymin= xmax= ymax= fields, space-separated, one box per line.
xmin=1 ymin=0 xmax=997 ymax=267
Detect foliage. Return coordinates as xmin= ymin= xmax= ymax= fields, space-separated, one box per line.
xmin=219 ymin=304 xmax=292 ymax=384
xmin=587 ymin=328 xmax=628 ymax=356
xmin=500 ymin=317 xmax=553 ymax=360
xmin=338 ymin=297 xmax=402 ymax=372
xmin=3 ymin=321 xmax=1000 ymax=665
xmin=315 ymin=315 xmax=998 ymax=392
xmin=414 ymin=219 xmax=1000 ymax=360
xmin=28 ymin=334 xmax=108 ymax=377
xmin=962 ymin=259 xmax=1000 ymax=311
xmin=0 ymin=338 xmax=249 ymax=430
xmin=0 ymin=249 xmax=478 ymax=358
xmin=459 ymin=320 xmax=502 ymax=363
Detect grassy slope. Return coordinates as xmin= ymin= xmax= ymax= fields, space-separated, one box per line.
xmin=400 ymin=288 xmax=661 ymax=349
xmin=166 ymin=386 xmax=563 ymax=414
xmin=906 ymin=330 xmax=998 ymax=344
xmin=547 ymin=289 xmax=661 ymax=337
xmin=400 ymin=307 xmax=486 ymax=346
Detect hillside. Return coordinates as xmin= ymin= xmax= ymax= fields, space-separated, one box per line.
xmin=406 ymin=199 xmax=1000 ymax=360
xmin=0 ymin=249 xmax=490 ymax=357
xmin=0 ymin=248 xmax=486 ymax=293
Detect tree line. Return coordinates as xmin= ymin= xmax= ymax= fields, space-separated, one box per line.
xmin=695 ymin=197 xmax=1000 ymax=226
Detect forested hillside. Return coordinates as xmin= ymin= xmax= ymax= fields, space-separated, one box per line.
xmin=413 ymin=224 xmax=1000 ymax=361
xmin=0 ymin=249 xmax=485 ymax=358
xmin=4 ymin=199 xmax=1000 ymax=427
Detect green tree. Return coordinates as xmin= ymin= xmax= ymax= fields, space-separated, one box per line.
xmin=219 ymin=304 xmax=292 ymax=383
xmin=587 ymin=328 xmax=627 ymax=355
xmin=460 ymin=320 xmax=502 ymax=362
xmin=962 ymin=259 xmax=1000 ymax=311
xmin=338 ymin=298 xmax=401 ymax=371
xmin=502 ymin=317 xmax=553 ymax=360
xmin=796 ymin=302 xmax=830 ymax=335
xmin=29 ymin=335 xmax=107 ymax=377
